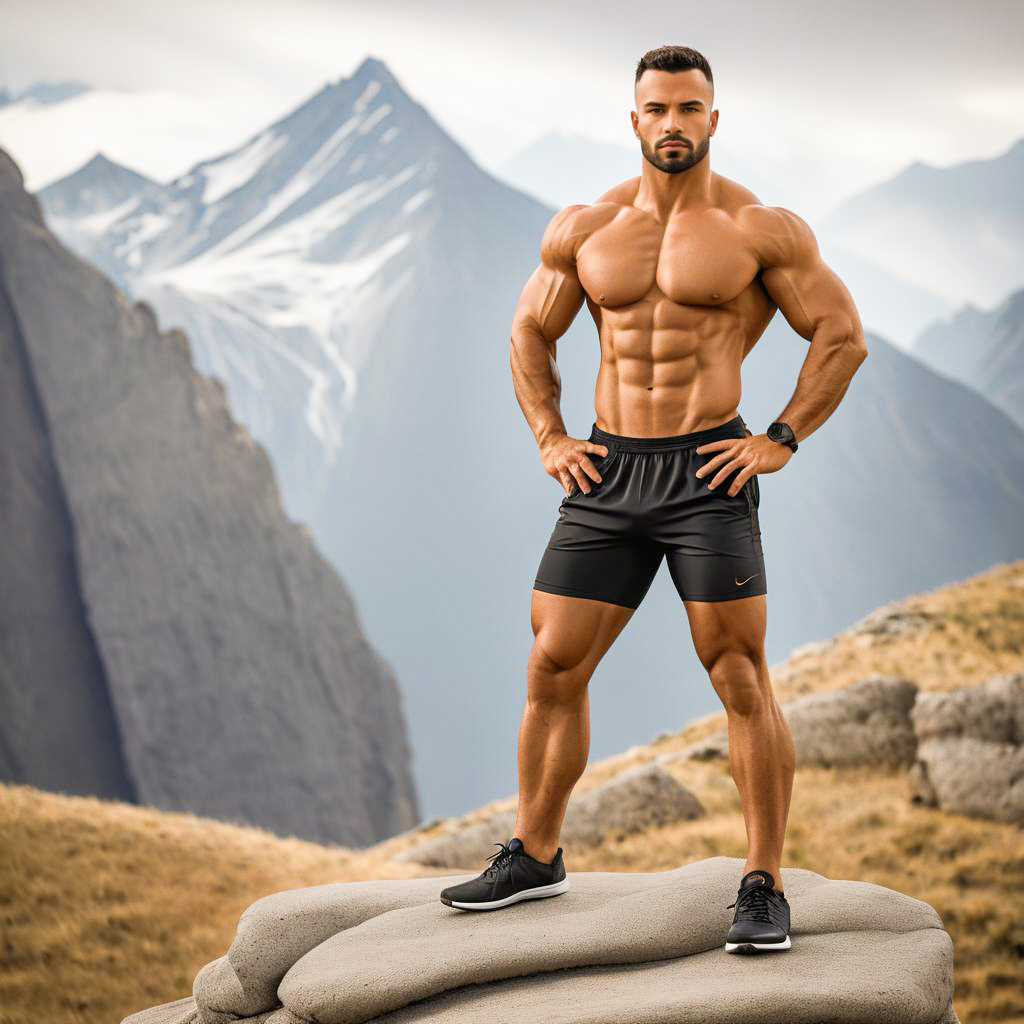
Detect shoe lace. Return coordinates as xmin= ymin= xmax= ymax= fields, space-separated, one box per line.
xmin=726 ymin=884 xmax=776 ymax=922
xmin=483 ymin=841 xmax=516 ymax=878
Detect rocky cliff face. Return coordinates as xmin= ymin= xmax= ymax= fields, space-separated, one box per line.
xmin=0 ymin=146 xmax=419 ymax=846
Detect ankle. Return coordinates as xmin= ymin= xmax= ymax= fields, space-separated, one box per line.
xmin=518 ymin=839 xmax=557 ymax=863
xmin=743 ymin=867 xmax=783 ymax=895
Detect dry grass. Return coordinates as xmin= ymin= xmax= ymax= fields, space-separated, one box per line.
xmin=2 ymin=559 xmax=1023 ymax=1024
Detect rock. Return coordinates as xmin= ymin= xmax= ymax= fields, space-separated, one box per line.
xmin=120 ymin=856 xmax=958 ymax=1024
xmin=391 ymin=811 xmax=516 ymax=868
xmin=564 ymin=762 xmax=704 ymax=846
xmin=912 ymin=672 xmax=1023 ymax=744
xmin=910 ymin=673 xmax=1024 ymax=825
xmin=783 ymin=676 xmax=919 ymax=768
xmin=845 ymin=603 xmax=940 ymax=639
xmin=394 ymin=765 xmax=703 ymax=867
xmin=658 ymin=731 xmax=730 ymax=764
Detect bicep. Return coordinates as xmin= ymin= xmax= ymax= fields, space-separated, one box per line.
xmin=511 ymin=261 xmax=586 ymax=346
xmin=511 ymin=207 xmax=587 ymax=346
xmin=758 ymin=209 xmax=861 ymax=342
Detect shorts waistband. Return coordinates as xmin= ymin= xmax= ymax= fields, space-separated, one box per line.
xmin=590 ymin=414 xmax=748 ymax=453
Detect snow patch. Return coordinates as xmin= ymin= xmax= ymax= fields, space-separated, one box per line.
xmin=358 ymin=104 xmax=392 ymax=135
xmin=402 ymin=189 xmax=431 ymax=214
xmin=201 ymin=130 xmax=287 ymax=205
xmin=353 ymin=80 xmax=381 ymax=112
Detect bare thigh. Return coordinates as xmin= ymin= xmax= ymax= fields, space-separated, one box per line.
xmin=529 ymin=589 xmax=636 ymax=691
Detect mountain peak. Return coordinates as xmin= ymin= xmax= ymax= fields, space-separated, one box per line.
xmin=350 ymin=55 xmax=401 ymax=90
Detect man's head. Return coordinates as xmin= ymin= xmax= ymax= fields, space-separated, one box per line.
xmin=632 ymin=46 xmax=717 ymax=175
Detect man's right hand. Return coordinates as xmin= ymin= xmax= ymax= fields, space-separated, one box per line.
xmin=540 ymin=435 xmax=610 ymax=496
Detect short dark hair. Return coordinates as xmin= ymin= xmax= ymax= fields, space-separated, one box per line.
xmin=635 ymin=46 xmax=713 ymax=89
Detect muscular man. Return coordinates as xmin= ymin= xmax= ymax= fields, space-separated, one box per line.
xmin=440 ymin=45 xmax=867 ymax=954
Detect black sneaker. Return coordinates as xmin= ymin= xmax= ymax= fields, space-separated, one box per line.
xmin=439 ymin=837 xmax=569 ymax=910
xmin=724 ymin=869 xmax=792 ymax=953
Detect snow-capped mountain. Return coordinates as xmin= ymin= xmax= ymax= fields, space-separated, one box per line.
xmin=39 ymin=57 xmax=466 ymax=505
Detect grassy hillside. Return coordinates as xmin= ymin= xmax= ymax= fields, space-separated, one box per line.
xmin=2 ymin=560 xmax=1023 ymax=1024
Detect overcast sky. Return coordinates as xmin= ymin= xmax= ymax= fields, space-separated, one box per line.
xmin=2 ymin=0 xmax=1022 ymax=205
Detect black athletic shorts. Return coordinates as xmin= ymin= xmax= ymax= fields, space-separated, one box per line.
xmin=533 ymin=414 xmax=766 ymax=609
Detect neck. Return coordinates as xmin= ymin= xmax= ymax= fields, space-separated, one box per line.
xmin=635 ymin=155 xmax=713 ymax=218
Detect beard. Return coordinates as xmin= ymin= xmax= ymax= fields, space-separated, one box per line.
xmin=640 ymin=133 xmax=710 ymax=174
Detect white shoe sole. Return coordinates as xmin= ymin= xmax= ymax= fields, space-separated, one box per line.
xmin=445 ymin=877 xmax=570 ymax=910
xmin=724 ymin=935 xmax=792 ymax=953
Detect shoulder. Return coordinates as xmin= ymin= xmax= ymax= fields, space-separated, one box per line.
xmin=594 ymin=176 xmax=641 ymax=205
xmin=540 ymin=200 xmax=620 ymax=268
xmin=738 ymin=204 xmax=820 ymax=268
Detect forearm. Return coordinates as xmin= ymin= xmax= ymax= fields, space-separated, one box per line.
xmin=510 ymin=322 xmax=568 ymax=452
xmin=773 ymin=323 xmax=868 ymax=442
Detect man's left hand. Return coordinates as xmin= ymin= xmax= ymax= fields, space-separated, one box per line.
xmin=695 ymin=434 xmax=792 ymax=496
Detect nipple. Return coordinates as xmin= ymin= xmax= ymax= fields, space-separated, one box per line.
xmin=711 ymin=292 xmax=721 ymax=300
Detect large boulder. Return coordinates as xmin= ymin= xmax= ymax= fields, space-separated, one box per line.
xmin=783 ymin=676 xmax=919 ymax=768
xmin=120 ymin=856 xmax=958 ymax=1024
xmin=393 ymin=763 xmax=704 ymax=867
xmin=909 ymin=673 xmax=1024 ymax=825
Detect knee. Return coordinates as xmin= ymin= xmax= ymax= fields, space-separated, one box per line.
xmin=527 ymin=632 xmax=588 ymax=705
xmin=706 ymin=648 xmax=771 ymax=717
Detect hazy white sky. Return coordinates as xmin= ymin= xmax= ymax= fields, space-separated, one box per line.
xmin=2 ymin=0 xmax=1022 ymax=202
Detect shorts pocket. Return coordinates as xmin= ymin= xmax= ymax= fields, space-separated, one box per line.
xmin=743 ymin=474 xmax=761 ymax=535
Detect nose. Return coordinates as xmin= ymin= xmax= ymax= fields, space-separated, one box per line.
xmin=663 ymin=117 xmax=685 ymax=139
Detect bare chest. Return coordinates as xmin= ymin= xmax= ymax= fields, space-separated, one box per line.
xmin=576 ymin=208 xmax=761 ymax=309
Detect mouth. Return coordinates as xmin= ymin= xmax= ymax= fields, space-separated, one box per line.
xmin=661 ymin=141 xmax=687 ymax=149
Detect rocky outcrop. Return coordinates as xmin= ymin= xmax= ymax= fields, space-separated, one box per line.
xmin=394 ymin=763 xmax=704 ymax=867
xmin=120 ymin=856 xmax=959 ymax=1024
xmin=910 ymin=673 xmax=1023 ymax=825
xmin=0 ymin=147 xmax=419 ymax=846
xmin=780 ymin=676 xmax=919 ymax=768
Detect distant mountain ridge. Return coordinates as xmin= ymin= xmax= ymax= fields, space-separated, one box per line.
xmin=819 ymin=138 xmax=1024 ymax=311
xmin=911 ymin=287 xmax=1024 ymax=432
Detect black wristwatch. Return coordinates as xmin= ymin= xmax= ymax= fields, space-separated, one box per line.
xmin=766 ymin=421 xmax=798 ymax=452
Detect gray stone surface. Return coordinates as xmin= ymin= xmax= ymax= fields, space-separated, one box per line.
xmin=910 ymin=673 xmax=1024 ymax=825
xmin=783 ymin=676 xmax=919 ymax=768
xmin=120 ymin=856 xmax=958 ymax=1024
xmin=393 ymin=764 xmax=704 ymax=867
xmin=0 ymin=147 xmax=419 ymax=846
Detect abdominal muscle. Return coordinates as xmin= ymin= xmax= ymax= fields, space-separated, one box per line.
xmin=589 ymin=293 xmax=764 ymax=438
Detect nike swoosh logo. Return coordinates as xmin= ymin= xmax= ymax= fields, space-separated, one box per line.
xmin=735 ymin=574 xmax=760 ymax=586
